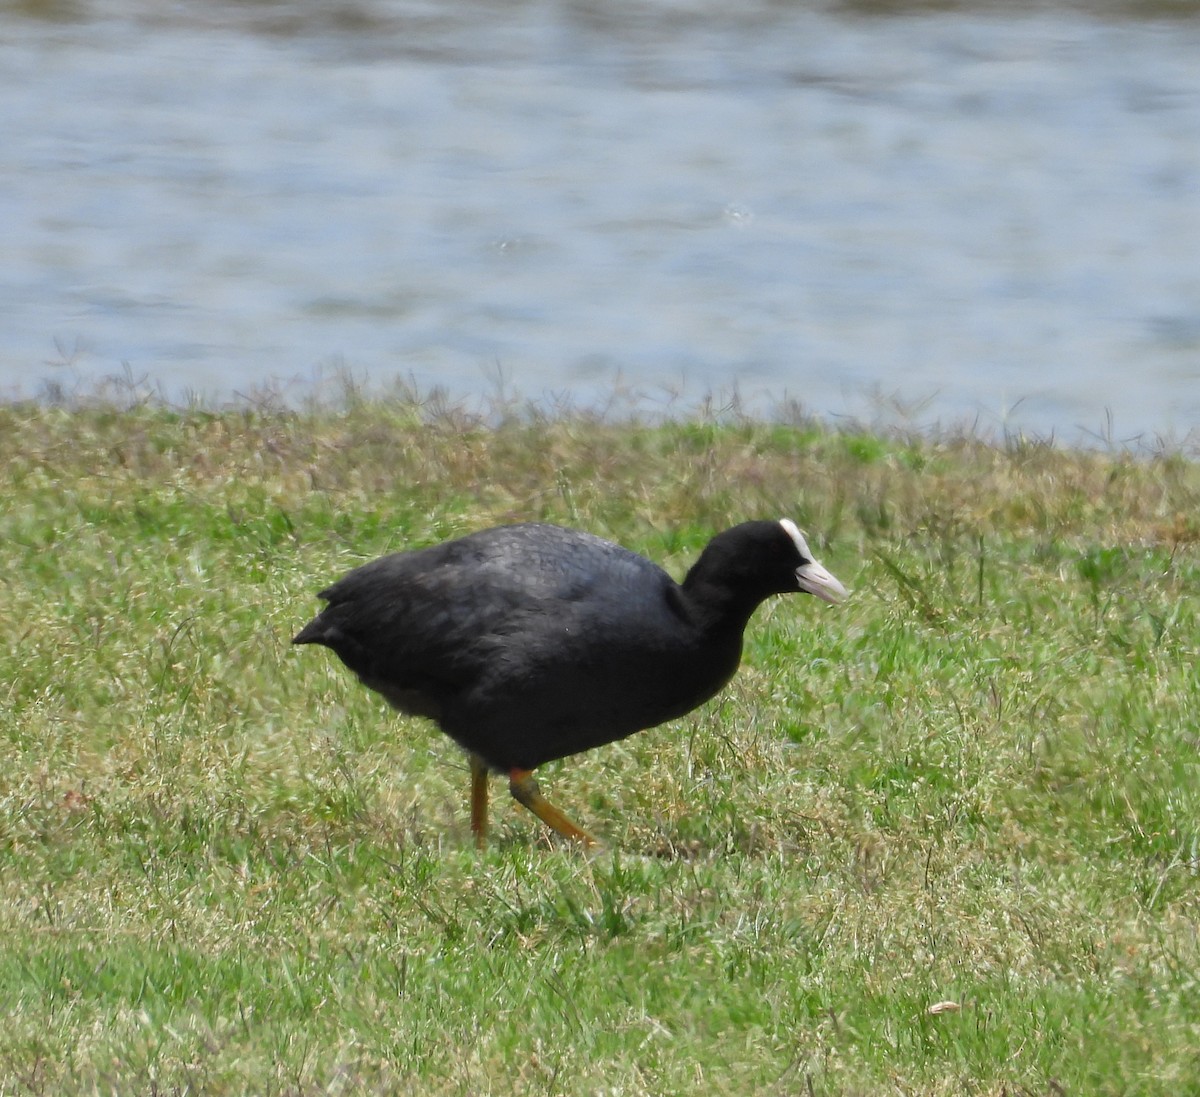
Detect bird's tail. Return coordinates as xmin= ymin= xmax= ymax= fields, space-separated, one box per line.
xmin=292 ymin=618 xmax=327 ymax=646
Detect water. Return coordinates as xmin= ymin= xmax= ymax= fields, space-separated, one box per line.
xmin=3 ymin=1 xmax=1198 ymax=444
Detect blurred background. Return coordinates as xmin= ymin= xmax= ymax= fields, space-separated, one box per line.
xmin=2 ymin=0 xmax=1197 ymax=444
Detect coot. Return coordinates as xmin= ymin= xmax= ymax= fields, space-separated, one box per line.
xmin=293 ymin=519 xmax=846 ymax=846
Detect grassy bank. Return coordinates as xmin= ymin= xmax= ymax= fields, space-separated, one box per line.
xmin=1 ymin=396 xmax=1198 ymax=1095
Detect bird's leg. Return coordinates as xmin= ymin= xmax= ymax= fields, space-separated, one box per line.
xmin=469 ymin=754 xmax=489 ymax=849
xmin=508 ymin=768 xmax=597 ymax=847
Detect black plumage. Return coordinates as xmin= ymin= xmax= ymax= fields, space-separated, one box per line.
xmin=293 ymin=519 xmax=846 ymax=846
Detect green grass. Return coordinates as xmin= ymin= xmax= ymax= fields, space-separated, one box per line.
xmin=1 ymin=393 xmax=1198 ymax=1095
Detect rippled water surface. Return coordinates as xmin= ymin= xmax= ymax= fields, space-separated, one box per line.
xmin=3 ymin=1 xmax=1198 ymax=441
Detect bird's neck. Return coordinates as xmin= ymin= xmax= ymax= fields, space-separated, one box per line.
xmin=679 ymin=570 xmax=764 ymax=637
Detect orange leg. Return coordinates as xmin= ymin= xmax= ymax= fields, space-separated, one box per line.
xmin=469 ymin=754 xmax=489 ymax=849
xmin=508 ymin=768 xmax=597 ymax=847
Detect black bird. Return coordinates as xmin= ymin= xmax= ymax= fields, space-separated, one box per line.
xmin=293 ymin=519 xmax=846 ymax=846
